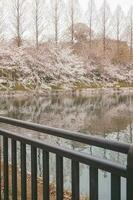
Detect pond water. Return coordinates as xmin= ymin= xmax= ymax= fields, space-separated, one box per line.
xmin=0 ymin=89 xmax=133 ymax=199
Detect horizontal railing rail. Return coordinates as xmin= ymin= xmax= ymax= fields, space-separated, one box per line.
xmin=0 ymin=116 xmax=130 ymax=153
xmin=0 ymin=116 xmax=132 ymax=200
xmin=0 ymin=128 xmax=127 ymax=177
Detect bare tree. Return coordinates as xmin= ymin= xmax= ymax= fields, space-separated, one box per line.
xmin=116 ymin=7 xmax=120 ymax=56
xmin=50 ymin=0 xmax=61 ymax=45
xmin=114 ymin=6 xmax=125 ymax=57
xmin=32 ymin=0 xmax=45 ymax=49
xmin=88 ymin=0 xmax=93 ymax=49
xmin=54 ymin=0 xmax=59 ymax=44
xmin=86 ymin=0 xmax=97 ymax=49
xmin=0 ymin=0 xmax=5 ymax=41
xmin=34 ymin=0 xmax=40 ymax=48
xmin=129 ymin=6 xmax=133 ymax=59
xmin=103 ymin=0 xmax=106 ymax=55
xmin=49 ymin=0 xmax=67 ymax=44
xmin=69 ymin=0 xmax=81 ymax=44
xmin=11 ymin=0 xmax=27 ymax=47
xmin=99 ymin=0 xmax=111 ymax=55
xmin=70 ymin=0 xmax=74 ymax=44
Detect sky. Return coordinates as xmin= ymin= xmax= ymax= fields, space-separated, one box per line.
xmin=81 ymin=0 xmax=133 ymax=14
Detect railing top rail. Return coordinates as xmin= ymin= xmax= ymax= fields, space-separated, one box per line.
xmin=0 ymin=128 xmax=127 ymax=178
xmin=0 ymin=116 xmax=130 ymax=154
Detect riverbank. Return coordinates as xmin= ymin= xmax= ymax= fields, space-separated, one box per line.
xmin=0 ymin=86 xmax=133 ymax=98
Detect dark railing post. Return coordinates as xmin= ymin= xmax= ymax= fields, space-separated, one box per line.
xmin=127 ymin=145 xmax=133 ymax=200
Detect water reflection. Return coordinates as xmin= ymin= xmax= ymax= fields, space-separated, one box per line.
xmin=0 ymin=90 xmax=133 ymax=199
xmin=0 ymin=91 xmax=133 ymax=135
